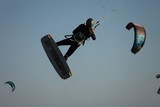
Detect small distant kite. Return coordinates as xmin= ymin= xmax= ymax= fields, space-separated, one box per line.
xmin=157 ymin=87 xmax=160 ymax=94
xmin=4 ymin=81 xmax=15 ymax=92
xmin=156 ymin=74 xmax=160 ymax=94
xmin=156 ymin=74 xmax=160 ymax=79
xmin=126 ymin=22 xmax=146 ymax=54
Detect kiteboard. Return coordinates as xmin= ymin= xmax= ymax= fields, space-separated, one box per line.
xmin=41 ymin=34 xmax=72 ymax=79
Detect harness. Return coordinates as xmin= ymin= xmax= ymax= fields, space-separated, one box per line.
xmin=65 ymin=32 xmax=86 ymax=45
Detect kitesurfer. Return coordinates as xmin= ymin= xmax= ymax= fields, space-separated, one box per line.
xmin=56 ymin=18 xmax=96 ymax=61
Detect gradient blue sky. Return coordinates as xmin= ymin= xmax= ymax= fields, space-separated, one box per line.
xmin=0 ymin=0 xmax=160 ymax=107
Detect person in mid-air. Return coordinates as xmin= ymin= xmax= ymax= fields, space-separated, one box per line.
xmin=56 ymin=18 xmax=96 ymax=61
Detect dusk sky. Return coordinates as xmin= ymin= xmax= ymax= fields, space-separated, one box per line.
xmin=0 ymin=0 xmax=160 ymax=107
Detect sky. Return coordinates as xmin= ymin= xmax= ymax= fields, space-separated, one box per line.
xmin=0 ymin=0 xmax=160 ymax=107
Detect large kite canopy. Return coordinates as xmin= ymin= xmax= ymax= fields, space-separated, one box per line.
xmin=4 ymin=81 xmax=15 ymax=92
xmin=126 ymin=22 xmax=146 ymax=54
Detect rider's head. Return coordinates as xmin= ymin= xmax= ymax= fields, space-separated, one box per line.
xmin=86 ymin=18 xmax=94 ymax=27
